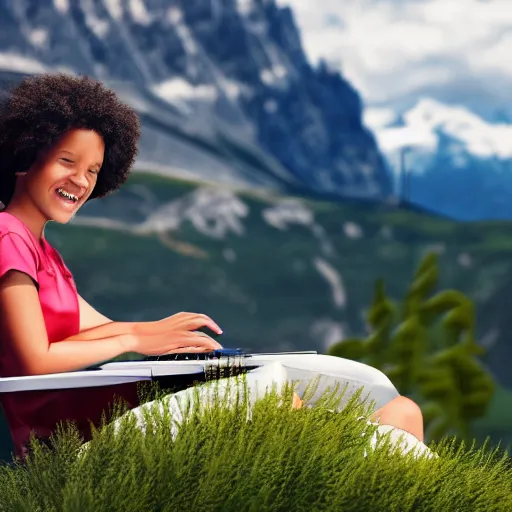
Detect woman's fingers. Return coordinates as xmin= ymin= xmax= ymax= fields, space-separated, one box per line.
xmin=172 ymin=331 xmax=222 ymax=350
xmin=171 ymin=312 xmax=223 ymax=334
xmin=193 ymin=332 xmax=223 ymax=350
xmin=165 ymin=346 xmax=214 ymax=354
xmin=136 ymin=329 xmax=222 ymax=356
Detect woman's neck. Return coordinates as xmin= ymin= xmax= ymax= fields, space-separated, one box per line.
xmin=5 ymin=200 xmax=48 ymax=240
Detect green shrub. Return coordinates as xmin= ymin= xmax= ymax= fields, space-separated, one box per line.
xmin=0 ymin=378 xmax=510 ymax=512
xmin=328 ymin=252 xmax=496 ymax=443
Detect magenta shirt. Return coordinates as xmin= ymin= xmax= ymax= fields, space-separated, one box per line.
xmin=0 ymin=212 xmax=80 ymax=347
xmin=0 ymin=212 xmax=139 ymax=458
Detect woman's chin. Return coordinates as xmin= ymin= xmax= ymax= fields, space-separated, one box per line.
xmin=49 ymin=209 xmax=78 ymax=224
xmin=48 ymin=192 xmax=83 ymax=223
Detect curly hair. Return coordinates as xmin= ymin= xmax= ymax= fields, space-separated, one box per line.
xmin=0 ymin=73 xmax=141 ymax=207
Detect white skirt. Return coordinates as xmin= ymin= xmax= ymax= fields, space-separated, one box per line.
xmin=107 ymin=356 xmax=436 ymax=460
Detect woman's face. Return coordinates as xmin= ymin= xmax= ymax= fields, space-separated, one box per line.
xmin=18 ymin=129 xmax=104 ymax=224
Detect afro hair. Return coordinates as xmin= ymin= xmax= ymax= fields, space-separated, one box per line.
xmin=0 ymin=73 xmax=141 ymax=207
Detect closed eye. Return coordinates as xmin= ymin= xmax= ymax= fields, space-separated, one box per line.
xmin=60 ymin=157 xmax=74 ymax=164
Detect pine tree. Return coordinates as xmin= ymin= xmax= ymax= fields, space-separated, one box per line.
xmin=327 ymin=252 xmax=496 ymax=442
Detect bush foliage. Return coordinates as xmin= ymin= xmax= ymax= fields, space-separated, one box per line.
xmin=328 ymin=252 xmax=496 ymax=443
xmin=0 ymin=378 xmax=510 ymax=512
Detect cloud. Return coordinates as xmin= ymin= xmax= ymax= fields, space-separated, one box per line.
xmin=277 ymin=0 xmax=512 ymax=107
xmin=365 ymin=98 xmax=512 ymax=160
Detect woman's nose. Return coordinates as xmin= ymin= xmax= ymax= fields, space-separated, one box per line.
xmin=69 ymin=171 xmax=88 ymax=188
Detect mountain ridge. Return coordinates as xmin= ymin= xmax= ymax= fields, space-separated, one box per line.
xmin=0 ymin=0 xmax=392 ymax=204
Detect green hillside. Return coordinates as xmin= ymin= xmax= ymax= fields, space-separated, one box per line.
xmin=2 ymin=171 xmax=512 ymax=459
xmin=54 ymin=173 xmax=512 ymax=372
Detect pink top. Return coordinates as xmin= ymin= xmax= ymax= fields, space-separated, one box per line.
xmin=0 ymin=212 xmax=139 ymax=458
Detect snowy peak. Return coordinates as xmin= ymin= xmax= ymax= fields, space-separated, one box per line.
xmin=367 ymin=99 xmax=512 ymax=160
xmin=363 ymin=98 xmax=512 ymax=220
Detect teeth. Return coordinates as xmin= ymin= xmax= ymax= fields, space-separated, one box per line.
xmin=57 ymin=188 xmax=79 ymax=202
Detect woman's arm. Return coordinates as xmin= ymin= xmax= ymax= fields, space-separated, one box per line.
xmin=0 ymin=271 xmax=129 ymax=375
xmin=75 ymin=294 xmax=134 ymax=340
xmin=0 ymin=271 xmax=222 ymax=376
xmin=75 ymin=295 xmax=222 ymax=341
xmin=77 ymin=294 xmax=114 ymax=330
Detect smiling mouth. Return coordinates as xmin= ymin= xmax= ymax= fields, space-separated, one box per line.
xmin=56 ymin=188 xmax=80 ymax=203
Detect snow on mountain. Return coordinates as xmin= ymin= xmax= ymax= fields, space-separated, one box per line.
xmin=363 ymin=99 xmax=512 ymax=220
xmin=277 ymin=0 xmax=512 ymax=219
xmin=0 ymin=0 xmax=392 ymax=204
xmin=0 ymin=53 xmax=48 ymax=74
xmin=134 ymin=186 xmax=250 ymax=239
xmin=365 ymin=99 xmax=512 ymax=161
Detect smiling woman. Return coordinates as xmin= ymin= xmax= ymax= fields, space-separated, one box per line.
xmin=0 ymin=73 xmax=224 ymax=459
xmin=9 ymin=129 xmax=104 ymax=225
xmin=0 ymin=73 xmax=427 ymax=464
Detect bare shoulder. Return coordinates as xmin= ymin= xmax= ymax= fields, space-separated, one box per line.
xmin=0 ymin=268 xmax=37 ymax=289
xmin=0 ymin=269 xmax=49 ymax=374
xmin=0 ymin=271 xmax=40 ymax=312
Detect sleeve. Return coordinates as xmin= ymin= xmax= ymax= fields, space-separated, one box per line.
xmin=0 ymin=232 xmax=39 ymax=288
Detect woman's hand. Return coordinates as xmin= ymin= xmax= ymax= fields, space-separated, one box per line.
xmin=122 ymin=311 xmax=223 ymax=356
xmin=127 ymin=311 xmax=223 ymax=356
xmin=124 ymin=329 xmax=222 ymax=356
xmin=152 ymin=311 xmax=223 ymax=336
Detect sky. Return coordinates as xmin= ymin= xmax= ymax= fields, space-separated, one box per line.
xmin=276 ymin=0 xmax=512 ymax=119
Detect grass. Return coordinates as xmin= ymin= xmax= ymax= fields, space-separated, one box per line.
xmin=0 ymin=378 xmax=510 ymax=512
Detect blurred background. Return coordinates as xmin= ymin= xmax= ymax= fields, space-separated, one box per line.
xmin=1 ymin=0 xmax=511 ymax=458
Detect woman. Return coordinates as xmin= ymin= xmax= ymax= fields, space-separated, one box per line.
xmin=0 ymin=73 xmax=425 ymax=460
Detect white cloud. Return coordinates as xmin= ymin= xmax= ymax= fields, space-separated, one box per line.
xmin=369 ymin=98 xmax=512 ymax=158
xmin=277 ymin=0 xmax=512 ymax=105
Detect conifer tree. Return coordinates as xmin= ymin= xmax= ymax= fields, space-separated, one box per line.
xmin=327 ymin=252 xmax=495 ymax=442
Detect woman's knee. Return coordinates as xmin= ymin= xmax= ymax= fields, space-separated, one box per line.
xmin=372 ymin=395 xmax=424 ymax=441
xmin=386 ymin=396 xmax=423 ymax=421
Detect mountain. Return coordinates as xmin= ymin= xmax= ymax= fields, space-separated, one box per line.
xmin=0 ymin=0 xmax=392 ymax=201
xmin=274 ymin=0 xmax=512 ymax=221
xmin=366 ymin=99 xmax=512 ymax=221
xmin=49 ymin=173 xmax=512 ymax=449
